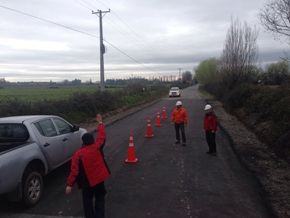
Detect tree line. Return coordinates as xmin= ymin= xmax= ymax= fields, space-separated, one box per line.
xmin=194 ymin=11 xmax=290 ymax=160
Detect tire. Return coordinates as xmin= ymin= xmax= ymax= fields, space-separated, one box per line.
xmin=22 ymin=171 xmax=43 ymax=207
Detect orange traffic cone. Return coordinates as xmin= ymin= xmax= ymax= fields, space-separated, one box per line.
xmin=145 ymin=117 xmax=154 ymax=138
xmin=162 ymin=107 xmax=167 ymax=119
xmin=125 ymin=133 xmax=138 ymax=163
xmin=155 ymin=111 xmax=162 ymax=127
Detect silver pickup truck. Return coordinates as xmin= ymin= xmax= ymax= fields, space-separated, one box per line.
xmin=0 ymin=115 xmax=87 ymax=207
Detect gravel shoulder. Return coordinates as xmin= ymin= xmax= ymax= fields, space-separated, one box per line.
xmin=208 ymin=99 xmax=290 ymax=218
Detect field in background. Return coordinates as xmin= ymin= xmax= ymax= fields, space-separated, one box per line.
xmin=0 ymin=86 xmax=123 ymax=102
xmin=0 ymin=83 xmax=174 ymax=124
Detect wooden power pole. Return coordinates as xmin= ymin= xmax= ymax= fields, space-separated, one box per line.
xmin=92 ymin=9 xmax=110 ymax=92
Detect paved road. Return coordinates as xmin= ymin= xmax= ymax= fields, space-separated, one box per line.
xmin=0 ymin=86 xmax=274 ymax=218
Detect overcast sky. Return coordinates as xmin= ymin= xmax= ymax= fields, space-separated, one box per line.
xmin=0 ymin=0 xmax=288 ymax=82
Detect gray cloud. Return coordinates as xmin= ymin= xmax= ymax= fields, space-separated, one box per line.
xmin=0 ymin=0 xmax=287 ymax=82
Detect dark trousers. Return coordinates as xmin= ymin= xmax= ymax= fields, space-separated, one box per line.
xmin=82 ymin=181 xmax=106 ymax=218
xmin=174 ymin=122 xmax=186 ymax=143
xmin=205 ymin=131 xmax=216 ymax=153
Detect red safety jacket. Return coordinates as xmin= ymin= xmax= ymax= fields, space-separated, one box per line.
xmin=171 ymin=107 xmax=188 ymax=124
xmin=66 ymin=124 xmax=110 ymax=188
xmin=204 ymin=112 xmax=218 ymax=131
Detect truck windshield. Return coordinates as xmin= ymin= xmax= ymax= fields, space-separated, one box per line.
xmin=0 ymin=124 xmax=29 ymax=143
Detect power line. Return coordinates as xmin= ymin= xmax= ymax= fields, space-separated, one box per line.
xmin=0 ymin=4 xmax=162 ymax=75
xmin=74 ymin=0 xmax=101 ymax=12
xmin=77 ymin=0 xmax=159 ymax=58
xmin=90 ymin=0 xmax=160 ymax=56
xmin=109 ymin=11 xmax=161 ymax=56
xmin=103 ymin=39 xmax=160 ymax=73
xmin=0 ymin=4 xmax=98 ymax=39
xmin=73 ymin=0 xmax=94 ymax=11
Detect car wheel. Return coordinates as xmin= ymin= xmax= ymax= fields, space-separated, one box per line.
xmin=22 ymin=171 xmax=43 ymax=207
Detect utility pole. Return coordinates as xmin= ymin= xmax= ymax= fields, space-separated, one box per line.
xmin=92 ymin=9 xmax=110 ymax=92
xmin=178 ymin=68 xmax=182 ymax=81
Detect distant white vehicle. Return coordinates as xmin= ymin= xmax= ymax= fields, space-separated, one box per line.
xmin=169 ymin=87 xmax=181 ymax=97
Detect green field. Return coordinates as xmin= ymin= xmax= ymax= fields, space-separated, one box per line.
xmin=0 ymin=83 xmax=174 ymax=123
xmin=0 ymin=86 xmax=122 ymax=102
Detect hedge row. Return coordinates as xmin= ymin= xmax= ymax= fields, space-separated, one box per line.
xmin=0 ymin=83 xmax=170 ymax=124
xmin=204 ymin=82 xmax=290 ymax=160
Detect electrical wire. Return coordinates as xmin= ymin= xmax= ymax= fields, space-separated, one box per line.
xmin=88 ymin=0 xmax=160 ymax=56
xmin=103 ymin=39 xmax=160 ymax=73
xmin=109 ymin=11 xmax=161 ymax=56
xmin=73 ymin=0 xmax=94 ymax=11
xmin=0 ymin=4 xmax=98 ymax=39
xmin=0 ymin=3 xmax=162 ymax=75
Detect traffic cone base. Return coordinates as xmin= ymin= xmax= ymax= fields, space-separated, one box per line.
xmin=125 ymin=157 xmax=138 ymax=163
xmin=145 ymin=134 xmax=154 ymax=138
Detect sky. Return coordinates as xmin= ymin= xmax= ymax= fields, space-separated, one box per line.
xmin=0 ymin=0 xmax=288 ymax=82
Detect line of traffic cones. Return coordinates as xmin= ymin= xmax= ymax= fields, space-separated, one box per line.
xmin=125 ymin=107 xmax=168 ymax=164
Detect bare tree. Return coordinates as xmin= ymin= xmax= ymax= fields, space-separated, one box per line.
xmin=259 ymin=0 xmax=290 ymax=61
xmin=220 ymin=17 xmax=259 ymax=88
xmin=259 ymin=0 xmax=290 ymax=41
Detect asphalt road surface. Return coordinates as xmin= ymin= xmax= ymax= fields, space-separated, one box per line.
xmin=0 ymin=86 xmax=274 ymax=218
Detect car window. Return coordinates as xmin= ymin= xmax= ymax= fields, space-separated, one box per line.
xmin=0 ymin=124 xmax=29 ymax=142
xmin=34 ymin=119 xmax=57 ymax=137
xmin=53 ymin=118 xmax=72 ymax=135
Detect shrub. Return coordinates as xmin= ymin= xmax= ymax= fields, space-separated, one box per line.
xmin=204 ymin=82 xmax=229 ymax=100
xmin=0 ymin=98 xmax=31 ymax=116
xmin=32 ymin=99 xmax=65 ymax=115
xmin=203 ymin=81 xmax=290 ymax=160
xmin=0 ymin=84 xmax=172 ymax=124
xmin=91 ymin=90 xmax=120 ymax=113
xmin=224 ymin=83 xmax=257 ymax=109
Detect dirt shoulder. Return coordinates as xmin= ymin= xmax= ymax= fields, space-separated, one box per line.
xmin=208 ymin=99 xmax=290 ymax=218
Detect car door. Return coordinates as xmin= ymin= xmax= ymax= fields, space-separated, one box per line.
xmin=33 ymin=118 xmax=66 ymax=169
xmin=51 ymin=117 xmax=82 ymax=159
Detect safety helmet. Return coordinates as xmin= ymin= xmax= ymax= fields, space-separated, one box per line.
xmin=176 ymin=101 xmax=182 ymax=106
xmin=204 ymin=104 xmax=212 ymax=110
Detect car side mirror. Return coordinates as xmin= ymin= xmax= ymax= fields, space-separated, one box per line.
xmin=71 ymin=125 xmax=80 ymax=132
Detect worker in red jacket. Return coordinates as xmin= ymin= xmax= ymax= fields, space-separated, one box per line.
xmin=171 ymin=100 xmax=188 ymax=146
xmin=204 ymin=104 xmax=218 ymax=156
xmin=66 ymin=114 xmax=110 ymax=218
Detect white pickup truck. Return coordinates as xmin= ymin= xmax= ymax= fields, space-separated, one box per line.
xmin=0 ymin=115 xmax=86 ymax=207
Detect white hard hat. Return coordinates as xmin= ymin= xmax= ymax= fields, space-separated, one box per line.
xmin=176 ymin=101 xmax=182 ymax=106
xmin=204 ymin=104 xmax=212 ymax=110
